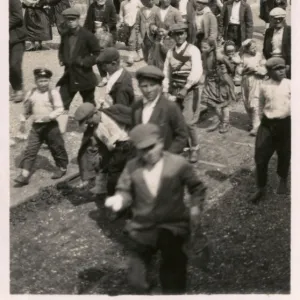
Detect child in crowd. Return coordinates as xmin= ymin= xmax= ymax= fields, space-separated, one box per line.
xmin=240 ymin=39 xmax=267 ymax=136
xmin=201 ymin=38 xmax=236 ymax=134
xmin=14 ymin=68 xmax=69 ymax=186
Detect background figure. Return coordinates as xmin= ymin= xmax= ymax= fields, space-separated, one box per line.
xmin=259 ymin=0 xmax=287 ymax=29
xmin=9 ymin=0 xmax=27 ymax=103
xmin=49 ymin=0 xmax=71 ymax=35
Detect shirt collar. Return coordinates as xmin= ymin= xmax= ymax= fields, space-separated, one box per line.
xmin=143 ymin=93 xmax=161 ymax=106
xmin=176 ymin=41 xmax=188 ymax=52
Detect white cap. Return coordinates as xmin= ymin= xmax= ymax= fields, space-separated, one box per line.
xmin=269 ymin=7 xmax=286 ymax=18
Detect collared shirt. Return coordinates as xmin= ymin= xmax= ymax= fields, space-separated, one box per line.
xmin=94 ymin=112 xmax=129 ymax=150
xmin=120 ymin=0 xmax=143 ymax=27
xmin=144 ymin=7 xmax=151 ymax=18
xmin=195 ymin=6 xmax=212 ymax=32
xmin=142 ymin=94 xmax=160 ymax=124
xmin=143 ymin=157 xmax=164 ymax=197
xmin=106 ymin=68 xmax=124 ymax=94
xmin=272 ymin=27 xmax=284 ymax=56
xmin=160 ymin=6 xmax=171 ymax=22
xmin=229 ymin=0 xmax=241 ymax=25
xmin=179 ymin=0 xmax=188 ymax=16
xmin=163 ymin=41 xmax=202 ymax=92
xmin=23 ymin=89 xmax=64 ymax=123
xmin=259 ymin=78 xmax=290 ymax=119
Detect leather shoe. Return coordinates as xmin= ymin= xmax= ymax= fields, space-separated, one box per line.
xmin=277 ymin=178 xmax=288 ymax=194
xmin=189 ymin=149 xmax=199 ymax=163
xmin=14 ymin=174 xmax=29 ymax=186
xmin=51 ymin=168 xmax=67 ymax=180
xmin=249 ymin=188 xmax=266 ymax=204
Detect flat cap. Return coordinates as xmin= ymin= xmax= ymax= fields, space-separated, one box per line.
xmin=265 ymin=57 xmax=286 ymax=70
xmin=129 ymin=123 xmax=161 ymax=150
xmin=62 ymin=7 xmax=80 ymax=18
xmin=33 ymin=68 xmax=53 ymax=78
xmin=136 ymin=65 xmax=164 ymax=81
xmin=97 ymin=47 xmax=120 ymax=63
xmin=74 ymin=103 xmax=96 ymax=123
xmin=169 ymin=22 xmax=188 ymax=34
xmin=269 ymin=7 xmax=286 ymax=18
xmin=196 ymin=0 xmax=209 ymax=3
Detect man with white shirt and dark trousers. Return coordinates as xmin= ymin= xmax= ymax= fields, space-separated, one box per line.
xmin=105 ymin=123 xmax=206 ymax=294
xmin=132 ymin=65 xmax=188 ymax=155
xmin=219 ymin=0 xmax=253 ymax=48
xmin=249 ymin=57 xmax=290 ymax=203
xmin=163 ymin=23 xmax=202 ymax=163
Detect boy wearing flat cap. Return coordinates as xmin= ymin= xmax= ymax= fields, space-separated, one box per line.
xmin=132 ymin=65 xmax=188 ymax=155
xmin=105 ymin=123 xmax=206 ymax=294
xmin=56 ymin=7 xmax=101 ymax=134
xmin=163 ymin=22 xmax=202 ymax=163
xmin=263 ymin=7 xmax=291 ymax=78
xmin=15 ymin=68 xmax=68 ymax=186
xmin=96 ymin=47 xmax=135 ymax=107
xmin=249 ymin=57 xmax=290 ymax=203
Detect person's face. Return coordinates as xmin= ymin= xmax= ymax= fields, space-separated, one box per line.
xmin=102 ymin=61 xmax=119 ymax=75
xmin=145 ymin=0 xmax=154 ymax=8
xmin=201 ymin=41 xmax=212 ymax=53
xmin=225 ymin=45 xmax=235 ymax=58
xmin=173 ymin=30 xmax=187 ymax=45
xmin=161 ymin=0 xmax=171 ymax=8
xmin=195 ymin=3 xmax=205 ymax=12
xmin=35 ymin=77 xmax=50 ymax=92
xmin=247 ymin=43 xmax=257 ymax=56
xmin=272 ymin=17 xmax=285 ymax=29
xmin=65 ymin=16 xmax=80 ymax=30
xmin=137 ymin=141 xmax=164 ymax=166
xmin=270 ymin=67 xmax=286 ymax=81
xmin=139 ymin=78 xmax=162 ymax=102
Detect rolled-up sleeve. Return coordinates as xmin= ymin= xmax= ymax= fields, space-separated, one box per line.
xmin=162 ymin=50 xmax=172 ymax=93
xmin=184 ymin=45 xmax=202 ymax=90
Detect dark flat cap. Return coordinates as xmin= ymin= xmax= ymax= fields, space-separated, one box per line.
xmin=74 ymin=103 xmax=96 ymax=123
xmin=97 ymin=47 xmax=120 ymax=64
xmin=136 ymin=65 xmax=164 ymax=82
xmin=169 ymin=22 xmax=188 ymax=34
xmin=265 ymin=57 xmax=286 ymax=70
xmin=129 ymin=123 xmax=161 ymax=150
xmin=33 ymin=68 xmax=53 ymax=78
xmin=62 ymin=7 xmax=80 ymax=18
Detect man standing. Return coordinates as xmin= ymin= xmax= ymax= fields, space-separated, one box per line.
xmin=105 ymin=123 xmax=206 ymax=294
xmin=219 ymin=0 xmax=253 ymax=48
xmin=249 ymin=57 xmax=290 ymax=203
xmin=9 ymin=0 xmax=27 ymax=103
xmin=132 ymin=65 xmax=188 ymax=155
xmin=163 ymin=23 xmax=202 ymax=163
xmin=259 ymin=0 xmax=287 ymax=29
xmin=263 ymin=7 xmax=291 ymax=78
xmin=56 ymin=8 xmax=101 ymax=134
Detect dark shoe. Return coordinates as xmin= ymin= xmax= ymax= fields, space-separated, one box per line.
xmin=189 ymin=149 xmax=199 ymax=163
xmin=13 ymin=90 xmax=24 ymax=103
xmin=14 ymin=174 xmax=29 ymax=186
xmin=219 ymin=122 xmax=229 ymax=134
xmin=206 ymin=120 xmax=221 ymax=132
xmin=249 ymin=188 xmax=266 ymax=204
xmin=51 ymin=168 xmax=67 ymax=180
xmin=277 ymin=178 xmax=288 ymax=194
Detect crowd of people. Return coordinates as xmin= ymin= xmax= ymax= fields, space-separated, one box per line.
xmin=9 ymin=0 xmax=291 ymax=294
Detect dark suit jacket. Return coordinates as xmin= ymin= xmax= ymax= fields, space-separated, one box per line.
xmin=57 ymin=27 xmax=101 ymax=92
xmin=219 ymin=0 xmax=253 ymax=43
xmin=84 ymin=1 xmax=117 ymax=34
xmin=263 ymin=25 xmax=291 ymax=65
xmin=109 ymin=69 xmax=135 ymax=106
xmin=132 ymin=95 xmax=188 ymax=154
xmin=9 ymin=0 xmax=27 ymax=45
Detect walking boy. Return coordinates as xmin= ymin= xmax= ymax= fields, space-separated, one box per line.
xmin=15 ymin=68 xmax=69 ymax=186
xmin=105 ymin=123 xmax=206 ymax=294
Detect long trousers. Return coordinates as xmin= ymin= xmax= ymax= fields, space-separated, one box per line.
xmin=59 ymin=84 xmax=95 ymax=110
xmin=127 ymin=228 xmax=188 ymax=294
xmin=19 ymin=121 xmax=69 ymax=172
xmin=9 ymin=42 xmax=25 ymax=91
xmin=254 ymin=115 xmax=291 ymax=188
xmin=227 ymin=24 xmax=242 ymax=48
xmin=141 ymin=33 xmax=153 ymax=63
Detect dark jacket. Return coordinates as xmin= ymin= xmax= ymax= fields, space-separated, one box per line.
xmin=263 ymin=25 xmax=291 ymax=74
xmin=132 ymin=95 xmax=188 ymax=154
xmin=57 ymin=27 xmax=101 ymax=92
xmin=84 ymin=1 xmax=117 ymax=35
xmin=259 ymin=0 xmax=287 ymax=23
xmin=9 ymin=0 xmax=27 ymax=45
xmin=219 ymin=0 xmax=253 ymax=43
xmin=109 ymin=69 xmax=135 ymax=106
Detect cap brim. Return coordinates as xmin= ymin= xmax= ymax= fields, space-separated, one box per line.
xmin=272 ymin=64 xmax=286 ymax=70
xmin=134 ymin=137 xmax=158 ymax=150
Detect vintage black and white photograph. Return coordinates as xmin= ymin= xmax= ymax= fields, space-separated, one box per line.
xmin=8 ymin=0 xmax=295 ymax=296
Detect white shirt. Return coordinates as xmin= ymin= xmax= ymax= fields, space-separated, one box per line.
xmin=272 ymin=27 xmax=284 ymax=56
xmin=259 ymin=78 xmax=290 ymax=119
xmin=179 ymin=0 xmax=188 ymax=16
xmin=230 ymin=1 xmax=241 ymax=25
xmin=195 ymin=6 xmax=212 ymax=32
xmin=163 ymin=41 xmax=202 ymax=93
xmin=160 ymin=6 xmax=170 ymax=22
xmin=143 ymin=158 xmax=164 ymax=197
xmin=144 ymin=7 xmax=151 ymax=18
xmin=106 ymin=68 xmax=124 ymax=94
xmin=119 ymin=0 xmax=143 ymax=27
xmin=142 ymin=94 xmax=160 ymax=124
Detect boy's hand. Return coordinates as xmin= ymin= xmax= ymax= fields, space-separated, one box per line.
xmin=105 ymin=194 xmax=124 ymax=212
xmin=41 ymin=116 xmax=51 ymax=122
xmin=177 ymin=88 xmax=188 ymax=100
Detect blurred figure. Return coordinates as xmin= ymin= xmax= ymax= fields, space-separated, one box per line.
xmin=259 ymin=0 xmax=287 ymax=29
